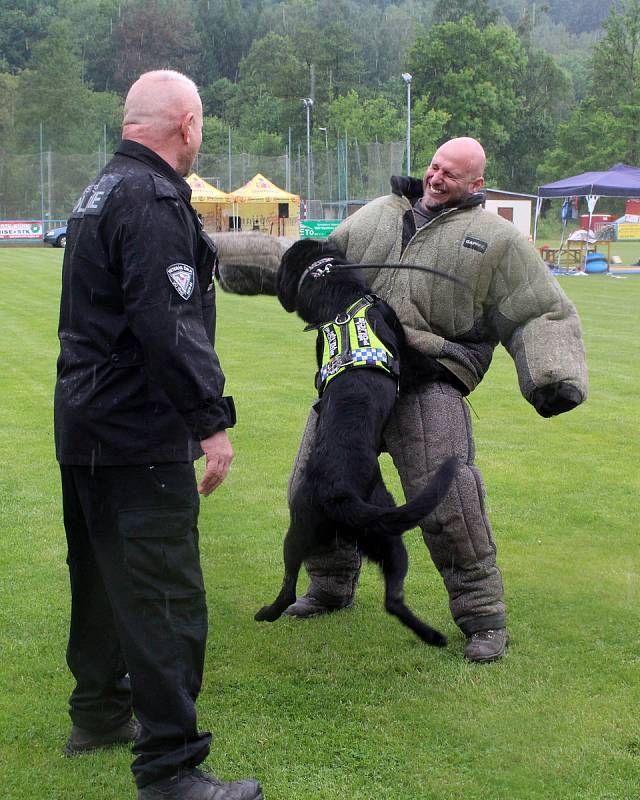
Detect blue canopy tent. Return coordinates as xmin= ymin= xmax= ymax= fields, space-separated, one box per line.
xmin=534 ymin=163 xmax=640 ymax=242
xmin=534 ymin=163 xmax=640 ymax=270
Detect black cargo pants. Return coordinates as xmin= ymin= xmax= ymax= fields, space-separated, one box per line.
xmin=60 ymin=462 xmax=210 ymax=788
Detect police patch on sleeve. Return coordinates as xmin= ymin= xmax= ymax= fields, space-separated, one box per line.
xmin=167 ymin=264 xmax=195 ymax=299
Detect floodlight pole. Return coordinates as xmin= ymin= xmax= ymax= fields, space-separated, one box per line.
xmin=39 ymin=122 xmax=45 ymax=230
xmin=402 ymin=72 xmax=412 ymax=175
xmin=319 ymin=126 xmax=331 ymax=204
xmin=303 ymin=98 xmax=314 ymax=218
xmin=228 ymin=126 xmax=232 ymax=190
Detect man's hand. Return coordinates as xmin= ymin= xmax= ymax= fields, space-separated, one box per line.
xmin=198 ymin=430 xmax=233 ymax=496
xmin=531 ymin=382 xmax=582 ymax=418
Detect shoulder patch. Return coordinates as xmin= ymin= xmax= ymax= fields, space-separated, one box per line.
xmin=167 ymin=263 xmax=195 ymax=300
xmin=152 ymin=173 xmax=179 ymax=200
xmin=70 ymin=174 xmax=123 ymax=219
xmin=462 ymin=235 xmax=488 ymax=254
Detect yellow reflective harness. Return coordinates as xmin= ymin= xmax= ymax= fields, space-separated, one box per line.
xmin=313 ymin=296 xmax=399 ymax=396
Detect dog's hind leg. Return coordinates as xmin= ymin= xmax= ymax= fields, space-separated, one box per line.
xmin=381 ymin=538 xmax=447 ymax=647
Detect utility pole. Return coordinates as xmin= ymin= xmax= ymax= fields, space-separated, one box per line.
xmin=402 ymin=73 xmax=412 ymax=175
xmin=302 ymin=98 xmax=314 ymax=218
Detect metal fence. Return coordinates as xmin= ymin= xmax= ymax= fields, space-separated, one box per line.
xmin=0 ymin=140 xmax=405 ymax=224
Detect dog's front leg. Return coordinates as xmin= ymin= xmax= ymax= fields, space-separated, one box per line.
xmin=255 ymin=522 xmax=305 ymax=622
xmin=254 ymin=570 xmax=298 ymax=622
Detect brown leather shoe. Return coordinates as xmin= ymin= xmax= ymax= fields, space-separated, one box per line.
xmin=464 ymin=629 xmax=509 ymax=663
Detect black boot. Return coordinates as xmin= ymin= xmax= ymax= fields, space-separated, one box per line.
xmin=137 ymin=768 xmax=263 ymax=800
xmin=464 ymin=629 xmax=509 ymax=663
xmin=63 ymin=718 xmax=141 ymax=756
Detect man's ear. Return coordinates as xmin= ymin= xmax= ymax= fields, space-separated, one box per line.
xmin=470 ymin=175 xmax=485 ymax=193
xmin=180 ymin=112 xmax=195 ymax=144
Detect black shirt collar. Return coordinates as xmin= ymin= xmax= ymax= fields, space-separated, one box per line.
xmin=115 ymin=139 xmax=192 ymax=202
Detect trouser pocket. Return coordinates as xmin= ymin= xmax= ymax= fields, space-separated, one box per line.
xmin=119 ymin=505 xmax=204 ymax=599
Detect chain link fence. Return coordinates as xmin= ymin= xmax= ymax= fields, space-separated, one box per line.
xmin=0 ymin=140 xmax=405 ymax=226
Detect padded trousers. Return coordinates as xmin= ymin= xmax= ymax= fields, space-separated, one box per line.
xmin=289 ymin=381 xmax=506 ymax=634
xmin=60 ymin=463 xmax=211 ymax=788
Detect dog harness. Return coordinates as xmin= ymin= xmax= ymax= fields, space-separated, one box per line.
xmin=313 ymin=296 xmax=399 ymax=396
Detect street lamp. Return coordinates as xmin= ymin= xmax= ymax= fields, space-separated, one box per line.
xmin=401 ymin=72 xmax=412 ymax=175
xmin=302 ymin=97 xmax=314 ymax=217
xmin=318 ymin=126 xmax=332 ymax=206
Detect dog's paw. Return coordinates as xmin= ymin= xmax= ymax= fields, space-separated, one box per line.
xmin=255 ymin=605 xmax=282 ymax=622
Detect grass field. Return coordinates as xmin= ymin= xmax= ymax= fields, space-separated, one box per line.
xmin=0 ymin=248 xmax=638 ymax=800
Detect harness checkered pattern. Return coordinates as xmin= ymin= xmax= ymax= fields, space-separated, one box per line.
xmin=320 ymin=347 xmax=389 ymax=383
xmin=352 ymin=347 xmax=389 ymax=366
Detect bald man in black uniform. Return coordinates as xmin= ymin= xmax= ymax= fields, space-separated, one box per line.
xmin=55 ymin=69 xmax=262 ymax=800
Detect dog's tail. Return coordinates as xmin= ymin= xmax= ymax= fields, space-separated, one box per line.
xmin=332 ymin=457 xmax=458 ymax=536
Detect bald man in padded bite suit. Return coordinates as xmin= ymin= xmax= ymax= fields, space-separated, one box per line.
xmin=284 ymin=137 xmax=588 ymax=664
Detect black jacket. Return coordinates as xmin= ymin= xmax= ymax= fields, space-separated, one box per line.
xmin=54 ymin=140 xmax=235 ymax=465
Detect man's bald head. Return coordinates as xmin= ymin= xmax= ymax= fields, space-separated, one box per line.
xmin=436 ymin=137 xmax=486 ymax=179
xmin=122 ymin=70 xmax=203 ymax=177
xmin=422 ymin=136 xmax=486 ymax=210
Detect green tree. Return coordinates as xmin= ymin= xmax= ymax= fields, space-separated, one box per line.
xmin=15 ymin=19 xmax=122 ymax=152
xmin=0 ymin=70 xmax=18 ymax=150
xmin=546 ymin=0 xmax=613 ymax=34
xmin=238 ymin=32 xmax=302 ymax=101
xmin=590 ymin=0 xmax=640 ymax=98
xmin=431 ymin=0 xmax=498 ymax=28
xmin=201 ymin=115 xmax=230 ymax=152
xmin=0 ymin=0 xmax=56 ymax=73
xmin=56 ymin=0 xmax=123 ymax=92
xmin=361 ymin=4 xmax=428 ymax=88
xmin=294 ymin=20 xmax=366 ymax=101
xmin=231 ymin=32 xmax=305 ymax=139
xmin=588 ymin=0 xmax=640 ymax=162
xmin=504 ymin=47 xmax=572 ymax=190
xmin=410 ymin=96 xmax=449 ymax=172
xmin=108 ymin=0 xmax=197 ymax=94
xmin=536 ymin=102 xmax=622 ymax=181
xmin=327 ymin=90 xmax=403 ymax=142
xmin=407 ymin=17 xmax=526 ymax=183
xmin=237 ymin=130 xmax=284 ymax=155
xmin=195 ymin=0 xmax=259 ymax=84
xmin=538 ymin=0 xmax=640 ymax=179
xmin=200 ymin=78 xmax=242 ymax=122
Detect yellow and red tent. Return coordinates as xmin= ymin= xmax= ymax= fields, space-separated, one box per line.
xmin=228 ymin=174 xmax=300 ymax=236
xmin=186 ymin=173 xmax=232 ymax=231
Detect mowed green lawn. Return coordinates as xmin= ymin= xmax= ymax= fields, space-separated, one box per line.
xmin=0 ymin=247 xmax=638 ymax=800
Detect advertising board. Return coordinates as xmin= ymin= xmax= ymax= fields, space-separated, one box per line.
xmin=299 ymin=219 xmax=341 ymax=239
xmin=0 ymin=221 xmax=43 ymax=240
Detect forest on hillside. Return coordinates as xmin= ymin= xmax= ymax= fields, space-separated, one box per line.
xmin=1 ymin=0 xmax=639 ymax=198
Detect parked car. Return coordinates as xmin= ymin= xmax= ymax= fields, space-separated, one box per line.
xmin=44 ymin=225 xmax=67 ymax=248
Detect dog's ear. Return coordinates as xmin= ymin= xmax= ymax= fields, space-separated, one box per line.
xmin=314 ymin=241 xmax=348 ymax=263
xmin=276 ymin=239 xmax=328 ymax=312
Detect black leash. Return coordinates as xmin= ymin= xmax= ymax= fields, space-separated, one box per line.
xmin=296 ymin=258 xmax=467 ymax=295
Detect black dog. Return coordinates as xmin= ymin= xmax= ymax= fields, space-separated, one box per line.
xmin=254 ymin=239 xmax=458 ymax=646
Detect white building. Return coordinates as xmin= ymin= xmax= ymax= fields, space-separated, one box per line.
xmin=484 ymin=188 xmax=535 ymax=238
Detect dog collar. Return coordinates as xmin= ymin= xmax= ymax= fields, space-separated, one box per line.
xmin=296 ymin=257 xmax=339 ymax=295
